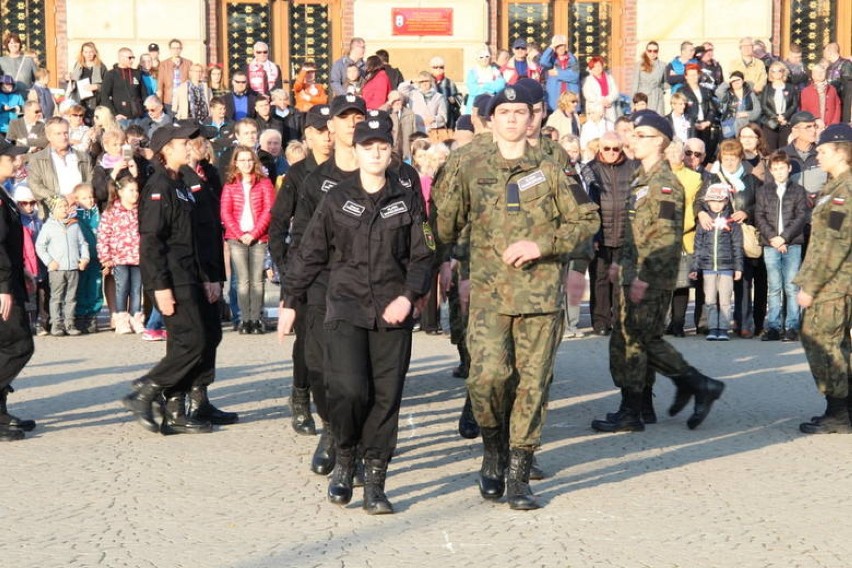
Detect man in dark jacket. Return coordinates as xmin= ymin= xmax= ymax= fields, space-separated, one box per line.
xmin=0 ymin=140 xmax=36 ymax=442
xmin=588 ymin=131 xmax=638 ymax=335
xmin=99 ymin=48 xmax=146 ymax=121
xmin=754 ymin=151 xmax=809 ymax=342
xmin=781 ymin=111 xmax=823 ymax=200
xmin=222 ymin=71 xmax=258 ymax=122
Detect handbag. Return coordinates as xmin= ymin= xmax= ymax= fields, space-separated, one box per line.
xmin=740 ymin=223 xmax=762 ymax=259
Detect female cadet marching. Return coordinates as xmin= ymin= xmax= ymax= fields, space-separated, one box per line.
xmin=794 ymin=123 xmax=852 ymax=434
xmin=279 ymin=117 xmax=435 ymax=514
xmin=121 ymin=123 xmax=228 ymax=435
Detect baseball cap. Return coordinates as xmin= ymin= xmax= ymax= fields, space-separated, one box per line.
xmin=632 ymin=110 xmax=674 ymax=141
xmin=353 ymin=118 xmax=393 ymax=145
xmin=0 ymin=75 xmax=14 ymax=86
xmin=329 ymin=94 xmax=366 ymax=117
xmin=512 ymin=38 xmax=528 ymax=50
xmin=147 ymin=43 xmax=159 ymax=52
xmin=149 ymin=123 xmax=200 ymax=153
xmin=702 ymin=183 xmax=731 ymax=202
xmin=0 ymin=139 xmax=28 ymax=157
xmin=789 ymin=111 xmax=816 ymax=127
xmin=817 ymin=123 xmax=852 ymax=146
xmin=305 ymin=104 xmax=331 ymax=130
xmin=12 ymin=182 xmax=34 ymax=202
xmin=550 ymin=35 xmax=568 ymax=49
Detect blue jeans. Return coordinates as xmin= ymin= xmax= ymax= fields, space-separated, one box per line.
xmin=113 ymin=264 xmax=142 ymax=314
xmin=146 ymin=306 xmax=164 ymax=331
xmin=763 ymin=244 xmax=802 ymax=331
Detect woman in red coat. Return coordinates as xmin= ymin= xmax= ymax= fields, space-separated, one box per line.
xmin=799 ymin=62 xmax=841 ymax=127
xmin=360 ymin=55 xmax=392 ymax=111
xmin=220 ymin=146 xmax=276 ymax=334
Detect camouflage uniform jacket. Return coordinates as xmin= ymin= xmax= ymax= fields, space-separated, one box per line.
xmin=793 ymin=169 xmax=852 ymax=298
xmin=620 ymin=159 xmax=685 ymax=290
xmin=435 ymin=140 xmax=599 ymax=314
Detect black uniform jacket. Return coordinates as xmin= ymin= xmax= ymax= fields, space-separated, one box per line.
xmin=181 ymin=161 xmax=226 ymax=283
xmin=0 ymin=187 xmax=27 ymax=305
xmin=139 ymin=162 xmax=206 ymax=291
xmin=282 ymin=175 xmax=435 ymax=330
xmin=268 ymin=153 xmax=320 ymax=279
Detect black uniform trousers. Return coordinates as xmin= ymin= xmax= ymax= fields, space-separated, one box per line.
xmin=192 ymin=287 xmax=224 ymax=390
xmin=324 ymin=320 xmax=411 ymax=463
xmin=291 ymin=300 xmax=311 ymax=390
xmin=0 ymin=305 xmax=34 ymax=391
xmin=303 ymin=303 xmax=329 ymax=422
xmin=143 ymin=285 xmax=220 ymax=396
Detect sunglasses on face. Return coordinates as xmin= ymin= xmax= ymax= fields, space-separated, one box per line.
xmin=685 ymin=150 xmax=704 ymax=158
xmin=17 ymin=201 xmax=36 ymax=206
xmin=601 ymin=146 xmax=621 ymax=152
xmin=646 ymin=48 xmax=658 ymax=53
xmin=255 ymin=50 xmax=268 ymax=54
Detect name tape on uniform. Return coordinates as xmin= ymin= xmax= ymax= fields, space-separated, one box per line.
xmin=517 ymin=170 xmax=546 ymax=192
xmin=342 ymin=200 xmax=365 ymax=217
xmin=399 ymin=177 xmax=412 ymax=189
xmin=380 ymin=201 xmax=408 ymax=219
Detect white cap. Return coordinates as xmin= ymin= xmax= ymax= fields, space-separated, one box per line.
xmin=12 ymin=182 xmax=34 ymax=203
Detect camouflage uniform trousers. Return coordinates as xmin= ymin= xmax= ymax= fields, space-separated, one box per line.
xmin=800 ymin=294 xmax=852 ymax=399
xmin=447 ymin=269 xmax=468 ymax=347
xmin=467 ymin=308 xmax=564 ymax=449
xmin=610 ymin=287 xmax=691 ymax=393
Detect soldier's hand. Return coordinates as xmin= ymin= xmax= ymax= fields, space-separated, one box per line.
xmin=0 ymin=292 xmax=11 ymax=321
xmin=382 ymin=296 xmax=413 ymax=325
xmin=278 ymin=305 xmax=297 ymax=342
xmin=439 ymin=261 xmax=454 ymax=301
xmin=608 ymin=262 xmax=619 ymax=284
xmin=797 ymin=290 xmax=813 ymax=308
xmin=502 ymin=241 xmax=542 ymax=268
xmin=629 ymin=278 xmax=649 ymax=304
xmin=203 ymin=282 xmax=222 ymax=304
xmin=155 ymin=289 xmax=176 ymax=316
xmin=459 ymin=279 xmax=471 ymax=315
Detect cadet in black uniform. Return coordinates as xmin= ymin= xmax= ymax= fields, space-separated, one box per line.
xmin=280 ymin=118 xmax=435 ymax=514
xmin=0 ymin=140 xmax=36 ymax=442
xmin=277 ymin=95 xmax=365 ymax=475
xmin=121 ymin=124 xmax=226 ymax=435
xmin=269 ymin=104 xmax=333 ymax=438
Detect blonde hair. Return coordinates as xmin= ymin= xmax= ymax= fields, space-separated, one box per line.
xmin=93 ymin=106 xmax=118 ymax=130
xmin=284 ymin=140 xmax=307 ymax=165
xmin=101 ymin=128 xmax=126 ymax=147
xmin=768 ymin=61 xmax=789 ymax=82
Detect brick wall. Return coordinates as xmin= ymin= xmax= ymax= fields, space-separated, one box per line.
xmin=207 ymin=0 xmax=219 ymax=64
xmin=54 ymin=0 xmax=68 ymax=84
xmin=619 ymin=0 xmax=637 ymax=99
xmin=342 ymin=0 xmax=355 ymax=56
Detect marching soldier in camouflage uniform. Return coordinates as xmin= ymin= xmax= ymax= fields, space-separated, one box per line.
xmin=435 ymin=84 xmax=599 ymax=510
xmin=794 ymin=123 xmax=852 ymax=435
xmin=591 ymin=111 xmax=725 ymax=433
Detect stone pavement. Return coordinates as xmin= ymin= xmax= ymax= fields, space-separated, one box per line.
xmin=3 ymin=323 xmax=852 ymax=568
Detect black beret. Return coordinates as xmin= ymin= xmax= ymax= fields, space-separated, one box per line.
xmin=487 ymin=84 xmax=535 ymax=116
xmin=455 ymin=114 xmax=474 ymax=132
xmin=817 ymin=123 xmax=852 ymax=146
xmin=515 ymin=78 xmax=545 ymax=104
xmin=473 ymin=94 xmax=493 ymax=118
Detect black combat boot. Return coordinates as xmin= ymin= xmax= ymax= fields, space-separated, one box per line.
xmin=328 ymin=449 xmax=356 ymax=505
xmin=362 ymin=459 xmax=394 ymax=515
xmin=800 ymin=396 xmax=852 ymax=434
xmin=668 ymin=378 xmax=694 ymax=417
xmin=458 ymin=394 xmax=480 ymax=439
xmin=289 ymin=386 xmax=316 ymax=435
xmin=605 ymin=388 xmax=628 ymax=422
xmin=506 ymin=448 xmax=540 ymax=510
xmin=452 ymin=342 xmax=470 ymax=378
xmin=642 ymin=386 xmax=657 ymax=424
xmin=478 ymin=427 xmax=506 ymax=500
xmin=187 ymin=385 xmax=239 ymax=425
xmin=122 ymin=378 xmax=164 ymax=433
xmin=0 ymin=386 xmax=36 ymax=432
xmin=673 ymin=367 xmax=725 ymax=429
xmin=592 ymin=390 xmax=645 ymax=432
xmin=160 ymin=394 xmax=214 ymax=435
xmin=529 ymin=455 xmax=546 ymax=480
xmin=311 ymin=422 xmax=336 ymax=475
xmin=353 ymin=446 xmax=366 ymax=487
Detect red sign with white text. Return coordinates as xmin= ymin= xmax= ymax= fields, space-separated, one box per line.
xmin=391 ymin=8 xmax=453 ymax=36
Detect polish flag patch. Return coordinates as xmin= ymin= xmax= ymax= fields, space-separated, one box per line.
xmin=190 ymin=184 xmax=202 ymax=193
xmin=660 ymin=186 xmax=673 ymax=194
xmin=150 ymin=193 xmax=161 ymax=200
xmin=833 ymin=197 xmax=846 ymax=205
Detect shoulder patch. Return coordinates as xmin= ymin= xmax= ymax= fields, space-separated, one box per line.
xmin=828 ymin=211 xmax=845 ymax=231
xmin=342 ymin=200 xmax=365 ymax=217
xmin=659 ymin=200 xmax=676 ymax=221
xmin=517 ymin=170 xmax=546 ymax=192
xmin=635 ymin=186 xmax=649 ymax=201
xmin=320 ymin=179 xmax=337 ymax=193
xmin=832 ymin=196 xmax=846 ymax=206
xmin=399 ymin=177 xmax=413 ymax=189
xmin=380 ymin=200 xmax=408 ymax=219
xmin=422 ymin=223 xmax=436 ymax=251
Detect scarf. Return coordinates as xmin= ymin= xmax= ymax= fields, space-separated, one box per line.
xmin=100 ymin=153 xmax=124 ymax=170
xmin=720 ymin=163 xmax=746 ymax=194
xmin=188 ymin=83 xmax=207 ymax=119
xmin=248 ymin=60 xmax=279 ymax=94
xmin=595 ymin=73 xmax=609 ymax=97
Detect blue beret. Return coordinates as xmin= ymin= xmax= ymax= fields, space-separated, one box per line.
xmin=455 ymin=114 xmax=474 ymax=132
xmin=632 ymin=110 xmax=673 ymax=140
xmin=817 ymin=123 xmax=852 ymax=146
xmin=487 ymin=84 xmax=535 ymax=115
